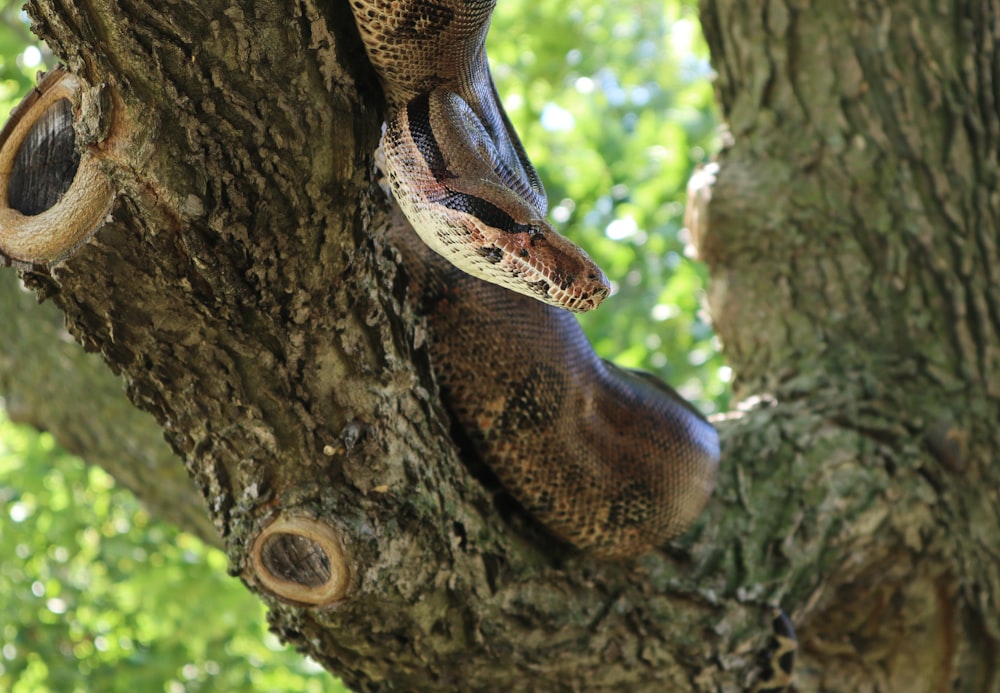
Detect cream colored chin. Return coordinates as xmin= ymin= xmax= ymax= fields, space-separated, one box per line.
xmin=0 ymin=70 xmax=115 ymax=265
xmin=389 ymin=174 xmax=569 ymax=310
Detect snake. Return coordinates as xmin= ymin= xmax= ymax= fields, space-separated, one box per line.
xmin=350 ymin=0 xmax=721 ymax=557
xmin=350 ymin=0 xmax=611 ymax=312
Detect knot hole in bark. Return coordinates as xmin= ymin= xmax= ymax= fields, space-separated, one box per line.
xmin=247 ymin=514 xmax=352 ymax=607
xmin=0 ymin=67 xmax=115 ymax=265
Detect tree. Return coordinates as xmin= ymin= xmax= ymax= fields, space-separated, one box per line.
xmin=3 ymin=0 xmax=996 ymax=692
xmin=694 ymin=0 xmax=1000 ymax=690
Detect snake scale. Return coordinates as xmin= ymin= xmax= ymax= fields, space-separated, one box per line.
xmin=350 ymin=0 xmax=720 ymax=557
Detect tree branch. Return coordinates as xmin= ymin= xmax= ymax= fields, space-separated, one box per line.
xmin=14 ymin=0 xmax=757 ymax=690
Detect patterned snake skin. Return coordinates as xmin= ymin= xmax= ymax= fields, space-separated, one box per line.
xmin=354 ymin=0 xmax=611 ymax=312
xmin=390 ymin=218 xmax=719 ymax=557
xmin=352 ymin=0 xmax=720 ymax=557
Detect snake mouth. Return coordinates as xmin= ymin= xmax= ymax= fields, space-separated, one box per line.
xmin=0 ymin=67 xmax=115 ymax=266
xmin=526 ymin=276 xmax=609 ymax=313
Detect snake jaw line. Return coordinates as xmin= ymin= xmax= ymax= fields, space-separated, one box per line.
xmin=0 ymin=68 xmax=115 ymax=266
xmin=384 ymin=138 xmax=609 ymax=311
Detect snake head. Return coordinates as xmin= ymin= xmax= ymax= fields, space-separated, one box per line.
xmin=496 ymin=219 xmax=611 ymax=312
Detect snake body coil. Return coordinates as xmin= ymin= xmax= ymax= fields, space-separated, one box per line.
xmin=351 ymin=0 xmax=720 ymax=557
xmin=390 ymin=219 xmax=719 ymax=557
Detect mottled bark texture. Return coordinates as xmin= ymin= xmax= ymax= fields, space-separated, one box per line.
xmin=10 ymin=1 xmax=744 ymax=691
xmin=699 ymin=0 xmax=1000 ymax=690
xmin=5 ymin=0 xmax=996 ymax=691
xmin=1 ymin=269 xmax=217 ymax=543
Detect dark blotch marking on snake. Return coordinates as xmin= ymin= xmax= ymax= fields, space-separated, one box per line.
xmin=396 ymin=2 xmax=455 ymax=40
xmin=439 ymin=190 xmax=538 ymax=235
xmin=406 ymin=93 xmax=457 ymax=182
xmin=477 ymin=246 xmax=503 ymax=263
xmin=606 ymin=478 xmax=656 ymax=529
xmin=527 ymin=279 xmax=551 ymax=295
xmin=498 ymin=363 xmax=564 ymax=431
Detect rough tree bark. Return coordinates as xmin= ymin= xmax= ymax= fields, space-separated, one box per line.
xmin=3 ymin=0 xmax=997 ymax=691
xmin=696 ymin=0 xmax=1000 ymax=690
xmin=1 ymin=269 xmax=219 ymax=543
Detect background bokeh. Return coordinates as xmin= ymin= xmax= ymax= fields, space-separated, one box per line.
xmin=0 ymin=0 xmax=719 ymax=690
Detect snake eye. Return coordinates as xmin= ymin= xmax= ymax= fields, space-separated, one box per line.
xmin=527 ymin=226 xmax=545 ymax=244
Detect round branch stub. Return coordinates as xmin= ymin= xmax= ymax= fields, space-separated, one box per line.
xmin=0 ymin=67 xmax=114 ymax=264
xmin=247 ymin=514 xmax=352 ymax=607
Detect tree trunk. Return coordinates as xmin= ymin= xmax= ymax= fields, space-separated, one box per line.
xmin=6 ymin=0 xmax=997 ymax=691
xmin=697 ymin=0 xmax=1000 ymax=690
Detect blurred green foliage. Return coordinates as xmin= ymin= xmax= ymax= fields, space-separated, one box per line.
xmin=0 ymin=414 xmax=345 ymax=693
xmin=1 ymin=0 xmax=720 ymax=691
xmin=0 ymin=1 xmax=46 ymax=114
